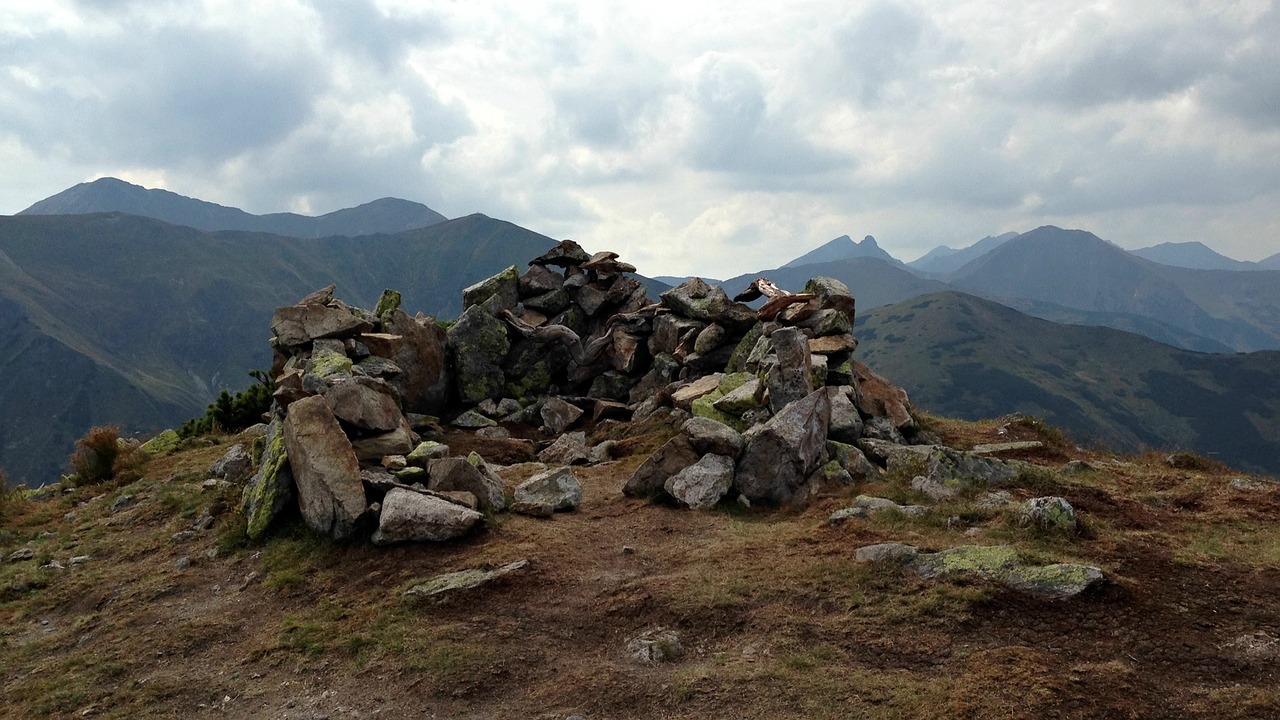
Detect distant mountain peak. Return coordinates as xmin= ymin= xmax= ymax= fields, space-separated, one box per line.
xmin=18 ymin=177 xmax=447 ymax=238
xmin=907 ymin=231 xmax=1020 ymax=276
xmin=781 ymin=233 xmax=903 ymax=269
xmin=1132 ymin=240 xmax=1259 ymax=271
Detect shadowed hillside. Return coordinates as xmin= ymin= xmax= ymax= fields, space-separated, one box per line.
xmin=855 ymin=291 xmax=1280 ymax=474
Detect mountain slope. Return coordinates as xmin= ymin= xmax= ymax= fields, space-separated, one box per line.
xmin=1131 ymin=241 xmax=1259 ymax=271
xmin=855 ymin=291 xmax=1280 ymax=474
xmin=907 ymin=232 xmax=1018 ymax=275
xmin=0 ymin=212 xmax=560 ymax=485
xmin=17 ymin=177 xmax=448 ymax=237
xmin=949 ymin=226 xmax=1280 ymax=352
xmin=1261 ymin=251 xmax=1280 ymax=270
xmin=782 ymin=234 xmax=904 ymax=269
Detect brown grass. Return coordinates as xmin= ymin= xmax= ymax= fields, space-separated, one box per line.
xmin=1 ymin=419 xmax=1278 ymax=718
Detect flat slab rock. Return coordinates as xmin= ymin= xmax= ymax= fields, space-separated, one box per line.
xmin=404 ymin=559 xmax=529 ymax=598
xmin=855 ymin=543 xmax=1105 ymax=599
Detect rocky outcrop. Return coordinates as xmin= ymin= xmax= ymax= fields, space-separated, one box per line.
xmin=858 ymin=543 xmax=1105 ymax=599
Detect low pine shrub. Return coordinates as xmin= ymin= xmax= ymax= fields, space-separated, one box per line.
xmin=180 ymin=370 xmax=274 ymax=438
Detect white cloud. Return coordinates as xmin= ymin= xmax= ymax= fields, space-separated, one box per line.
xmin=1 ymin=0 xmax=1278 ymax=271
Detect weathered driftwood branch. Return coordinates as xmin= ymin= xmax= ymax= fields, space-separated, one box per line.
xmin=500 ymin=309 xmax=611 ymax=366
xmin=732 ymin=278 xmax=815 ymax=321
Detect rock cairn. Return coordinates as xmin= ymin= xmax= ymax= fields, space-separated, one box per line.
xmin=239 ymin=239 xmax=928 ymax=544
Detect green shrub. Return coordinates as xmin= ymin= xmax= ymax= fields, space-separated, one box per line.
xmin=180 ymin=370 xmax=274 ymax=439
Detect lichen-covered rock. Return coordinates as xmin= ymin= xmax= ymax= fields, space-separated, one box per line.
xmin=801 ymin=276 xmax=856 ymax=322
xmin=908 ymin=545 xmax=1105 ymax=599
xmin=514 ymin=466 xmax=582 ymax=511
xmin=140 ymin=429 xmax=181 ymax=458
xmin=681 ymin=416 xmax=745 ymax=459
xmin=447 ymin=305 xmax=511 ymax=405
xmin=828 ymin=496 xmax=927 ymax=525
xmin=627 ymin=628 xmax=684 ymax=665
xmin=404 ymin=559 xmax=529 ymax=597
xmin=282 ymin=396 xmax=366 ymax=540
xmin=241 ymin=420 xmax=294 ymax=541
xmin=427 ymin=457 xmax=506 ymax=512
xmin=1016 ymin=496 xmax=1079 ymax=534
xmin=712 ymin=376 xmax=764 ymax=416
xmin=734 ymin=388 xmax=831 ymax=505
xmin=665 ymin=454 xmax=734 ymax=509
xmin=659 ymin=278 xmax=756 ymax=329
xmin=407 ymin=441 xmax=449 ymax=466
xmin=860 ymin=440 xmax=1024 ymax=499
xmin=462 ymin=265 xmax=520 ymax=315
xmin=373 ymin=289 xmax=401 ymax=319
xmin=452 ymin=409 xmax=497 ymax=429
xmin=372 ymin=487 xmax=483 ymax=545
xmin=624 ymin=436 xmax=699 ymax=498
xmin=826 ymin=441 xmax=880 ymax=481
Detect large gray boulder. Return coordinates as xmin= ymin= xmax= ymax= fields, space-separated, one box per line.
xmin=659 ymin=278 xmax=756 ymax=329
xmin=271 ymin=303 xmax=373 ymax=347
xmin=538 ymin=431 xmax=590 ymax=465
xmin=323 ymin=376 xmax=404 ymax=432
xmin=211 ymin=444 xmax=253 ymax=485
xmin=349 ymin=420 xmax=417 ymax=461
xmin=462 ymin=265 xmax=520 ymax=315
xmin=767 ymin=327 xmax=813 ymax=413
xmin=447 ymin=305 xmax=511 ymax=404
xmin=514 ymin=466 xmax=582 ymax=512
xmin=826 ymin=386 xmax=864 ymax=444
xmin=241 ymin=420 xmax=294 ymax=541
xmin=282 ymin=396 xmax=367 ymax=540
xmin=859 ymin=440 xmax=1025 ymax=499
xmin=681 ymin=416 xmax=744 ymax=459
xmin=372 ymin=487 xmax=484 ymax=545
xmin=665 ymin=454 xmax=734 ymax=509
xmin=427 ymin=457 xmax=506 ymax=512
xmin=1016 ymin=497 xmax=1079 ymax=534
xmin=624 ymin=435 xmax=700 ymax=498
xmin=734 ymin=388 xmax=831 ymax=505
xmin=384 ymin=309 xmax=449 ymax=414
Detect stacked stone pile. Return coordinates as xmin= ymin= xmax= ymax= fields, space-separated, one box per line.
xmin=236 ymin=238 xmax=943 ymax=544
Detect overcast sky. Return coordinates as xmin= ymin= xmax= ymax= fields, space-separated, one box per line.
xmin=2 ymin=0 xmax=1278 ymax=277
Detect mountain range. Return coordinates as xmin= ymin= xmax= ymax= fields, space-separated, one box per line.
xmin=0 ymin=209 xmax=562 ymax=486
xmin=855 ymin=292 xmax=1280 ymax=475
xmin=4 ymin=177 xmax=1280 ymax=485
xmin=19 ymin=177 xmax=448 ymax=238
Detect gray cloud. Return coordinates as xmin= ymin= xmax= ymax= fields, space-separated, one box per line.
xmin=1 ymin=0 xmax=1278 ymax=272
